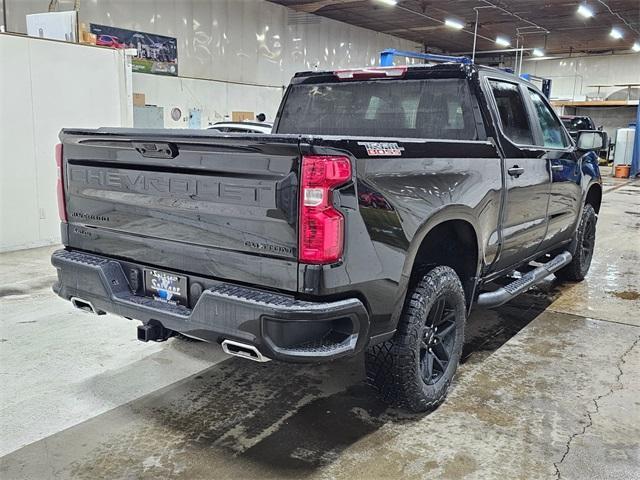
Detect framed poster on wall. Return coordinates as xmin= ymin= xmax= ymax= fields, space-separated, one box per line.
xmin=90 ymin=24 xmax=178 ymax=76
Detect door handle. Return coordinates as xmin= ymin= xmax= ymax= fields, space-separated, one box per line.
xmin=507 ymin=166 xmax=525 ymax=177
xmin=551 ymin=164 xmax=564 ymax=171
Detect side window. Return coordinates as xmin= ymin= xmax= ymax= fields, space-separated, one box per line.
xmin=528 ymin=89 xmax=570 ymax=148
xmin=489 ymin=80 xmax=534 ymax=145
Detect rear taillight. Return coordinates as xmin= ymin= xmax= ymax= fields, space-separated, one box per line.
xmin=299 ymin=155 xmax=352 ymax=264
xmin=56 ymin=143 xmax=67 ymax=222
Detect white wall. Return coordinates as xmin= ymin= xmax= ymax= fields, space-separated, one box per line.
xmin=524 ymin=53 xmax=640 ymax=101
xmin=6 ymin=0 xmax=421 ymax=128
xmin=0 ymin=33 xmax=130 ymax=252
xmin=5 ymin=0 xmax=420 ymax=86
xmin=133 ymin=75 xmax=284 ymax=127
xmin=5 ymin=0 xmax=421 ymax=126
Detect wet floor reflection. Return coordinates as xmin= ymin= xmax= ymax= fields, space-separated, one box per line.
xmin=463 ymin=278 xmax=562 ymax=365
xmin=0 ymin=281 xmax=567 ymax=479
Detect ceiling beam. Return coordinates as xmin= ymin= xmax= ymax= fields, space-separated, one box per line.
xmin=269 ymin=0 xmax=639 ymax=55
xmin=383 ymin=25 xmax=443 ymax=34
xmin=290 ymin=0 xmax=361 ymax=13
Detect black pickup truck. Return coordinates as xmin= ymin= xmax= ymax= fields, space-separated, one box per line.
xmin=52 ymin=63 xmax=606 ymax=412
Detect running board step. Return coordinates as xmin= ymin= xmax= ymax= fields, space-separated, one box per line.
xmin=477 ymin=251 xmax=572 ymax=308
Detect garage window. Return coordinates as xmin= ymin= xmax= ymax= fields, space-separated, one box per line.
xmin=277 ymin=78 xmax=478 ymax=140
xmin=488 ymin=80 xmax=534 ymax=145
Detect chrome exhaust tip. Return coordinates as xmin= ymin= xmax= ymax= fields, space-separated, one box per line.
xmin=221 ymin=339 xmax=270 ymax=362
xmin=70 ymin=297 xmax=104 ymax=315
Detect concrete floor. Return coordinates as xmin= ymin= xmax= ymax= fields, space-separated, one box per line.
xmin=1 ymin=171 xmax=638 ymax=479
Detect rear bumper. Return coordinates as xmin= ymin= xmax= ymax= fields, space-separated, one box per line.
xmin=51 ymin=249 xmax=370 ymax=362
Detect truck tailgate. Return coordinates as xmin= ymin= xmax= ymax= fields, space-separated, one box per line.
xmin=60 ymin=129 xmax=300 ymax=291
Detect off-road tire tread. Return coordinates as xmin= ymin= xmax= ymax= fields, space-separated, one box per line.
xmin=365 ymin=266 xmax=466 ymax=412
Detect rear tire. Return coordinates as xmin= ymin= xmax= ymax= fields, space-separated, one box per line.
xmin=365 ymin=266 xmax=466 ymax=412
xmin=556 ymin=204 xmax=596 ymax=282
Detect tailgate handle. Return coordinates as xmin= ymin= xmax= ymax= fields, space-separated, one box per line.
xmin=133 ymin=142 xmax=178 ymax=159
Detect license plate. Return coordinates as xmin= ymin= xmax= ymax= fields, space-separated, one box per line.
xmin=144 ymin=268 xmax=188 ymax=306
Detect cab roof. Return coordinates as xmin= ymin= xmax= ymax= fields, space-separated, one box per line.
xmin=290 ymin=62 xmax=526 ymax=85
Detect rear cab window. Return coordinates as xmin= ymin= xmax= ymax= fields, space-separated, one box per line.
xmin=276 ymin=78 xmax=479 ymax=140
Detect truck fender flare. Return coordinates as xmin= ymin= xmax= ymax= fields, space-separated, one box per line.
xmin=402 ymin=206 xmax=483 ymax=279
xmin=388 ymin=206 xmax=483 ymax=329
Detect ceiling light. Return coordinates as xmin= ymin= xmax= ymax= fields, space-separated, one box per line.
xmin=495 ymin=36 xmax=511 ymax=47
xmin=577 ymin=4 xmax=594 ymax=18
xmin=532 ymin=48 xmax=544 ymax=57
xmin=610 ymin=28 xmax=623 ymax=39
xmin=632 ymin=42 xmax=640 ymax=52
xmin=444 ymin=19 xmax=465 ymax=30
xmin=375 ymin=0 xmax=397 ymax=5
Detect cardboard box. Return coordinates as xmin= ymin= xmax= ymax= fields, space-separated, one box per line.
xmin=79 ymin=23 xmax=97 ymax=45
xmin=133 ymin=93 xmax=146 ymax=107
xmin=232 ymin=111 xmax=254 ymax=122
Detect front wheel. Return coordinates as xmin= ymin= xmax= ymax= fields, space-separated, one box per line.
xmin=556 ymin=203 xmax=596 ymax=282
xmin=365 ymin=266 xmax=466 ymax=412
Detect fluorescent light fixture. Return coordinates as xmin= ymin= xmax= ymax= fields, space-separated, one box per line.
xmin=577 ymin=4 xmax=594 ymax=18
xmin=495 ymin=36 xmax=511 ymax=47
xmin=444 ymin=18 xmax=465 ymax=30
xmin=375 ymin=0 xmax=397 ymax=5
xmin=610 ymin=27 xmax=623 ymax=39
xmin=632 ymin=42 xmax=640 ymax=52
xmin=532 ymin=48 xmax=544 ymax=57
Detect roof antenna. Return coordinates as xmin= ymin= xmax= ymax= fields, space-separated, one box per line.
xmin=472 ymin=8 xmax=479 ymax=63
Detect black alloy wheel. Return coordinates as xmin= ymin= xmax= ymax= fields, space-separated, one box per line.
xmin=420 ymin=296 xmax=457 ymax=385
xmin=580 ymin=215 xmax=596 ymax=272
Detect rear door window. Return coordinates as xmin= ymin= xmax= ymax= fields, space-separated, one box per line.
xmin=488 ymin=80 xmax=534 ymax=145
xmin=528 ymin=89 xmax=570 ymax=148
xmin=277 ymin=78 xmax=478 ymax=140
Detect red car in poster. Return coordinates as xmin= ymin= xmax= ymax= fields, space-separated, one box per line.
xmin=96 ymin=35 xmax=125 ymax=49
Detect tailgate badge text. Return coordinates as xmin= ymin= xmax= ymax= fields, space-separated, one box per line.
xmin=358 ymin=142 xmax=404 ymax=157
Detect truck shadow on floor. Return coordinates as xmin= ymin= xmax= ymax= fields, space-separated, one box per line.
xmin=237 ymin=280 xmax=565 ymax=473
xmin=43 ymin=281 xmax=567 ymax=479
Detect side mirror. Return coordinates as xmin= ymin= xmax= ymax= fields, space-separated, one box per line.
xmin=576 ymin=130 xmax=608 ymax=151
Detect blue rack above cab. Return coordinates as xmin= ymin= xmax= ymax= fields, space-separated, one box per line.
xmin=519 ymin=73 xmax=552 ymax=99
xmin=379 ymin=49 xmax=472 ymax=67
xmin=378 ymin=48 xmax=553 ymax=99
